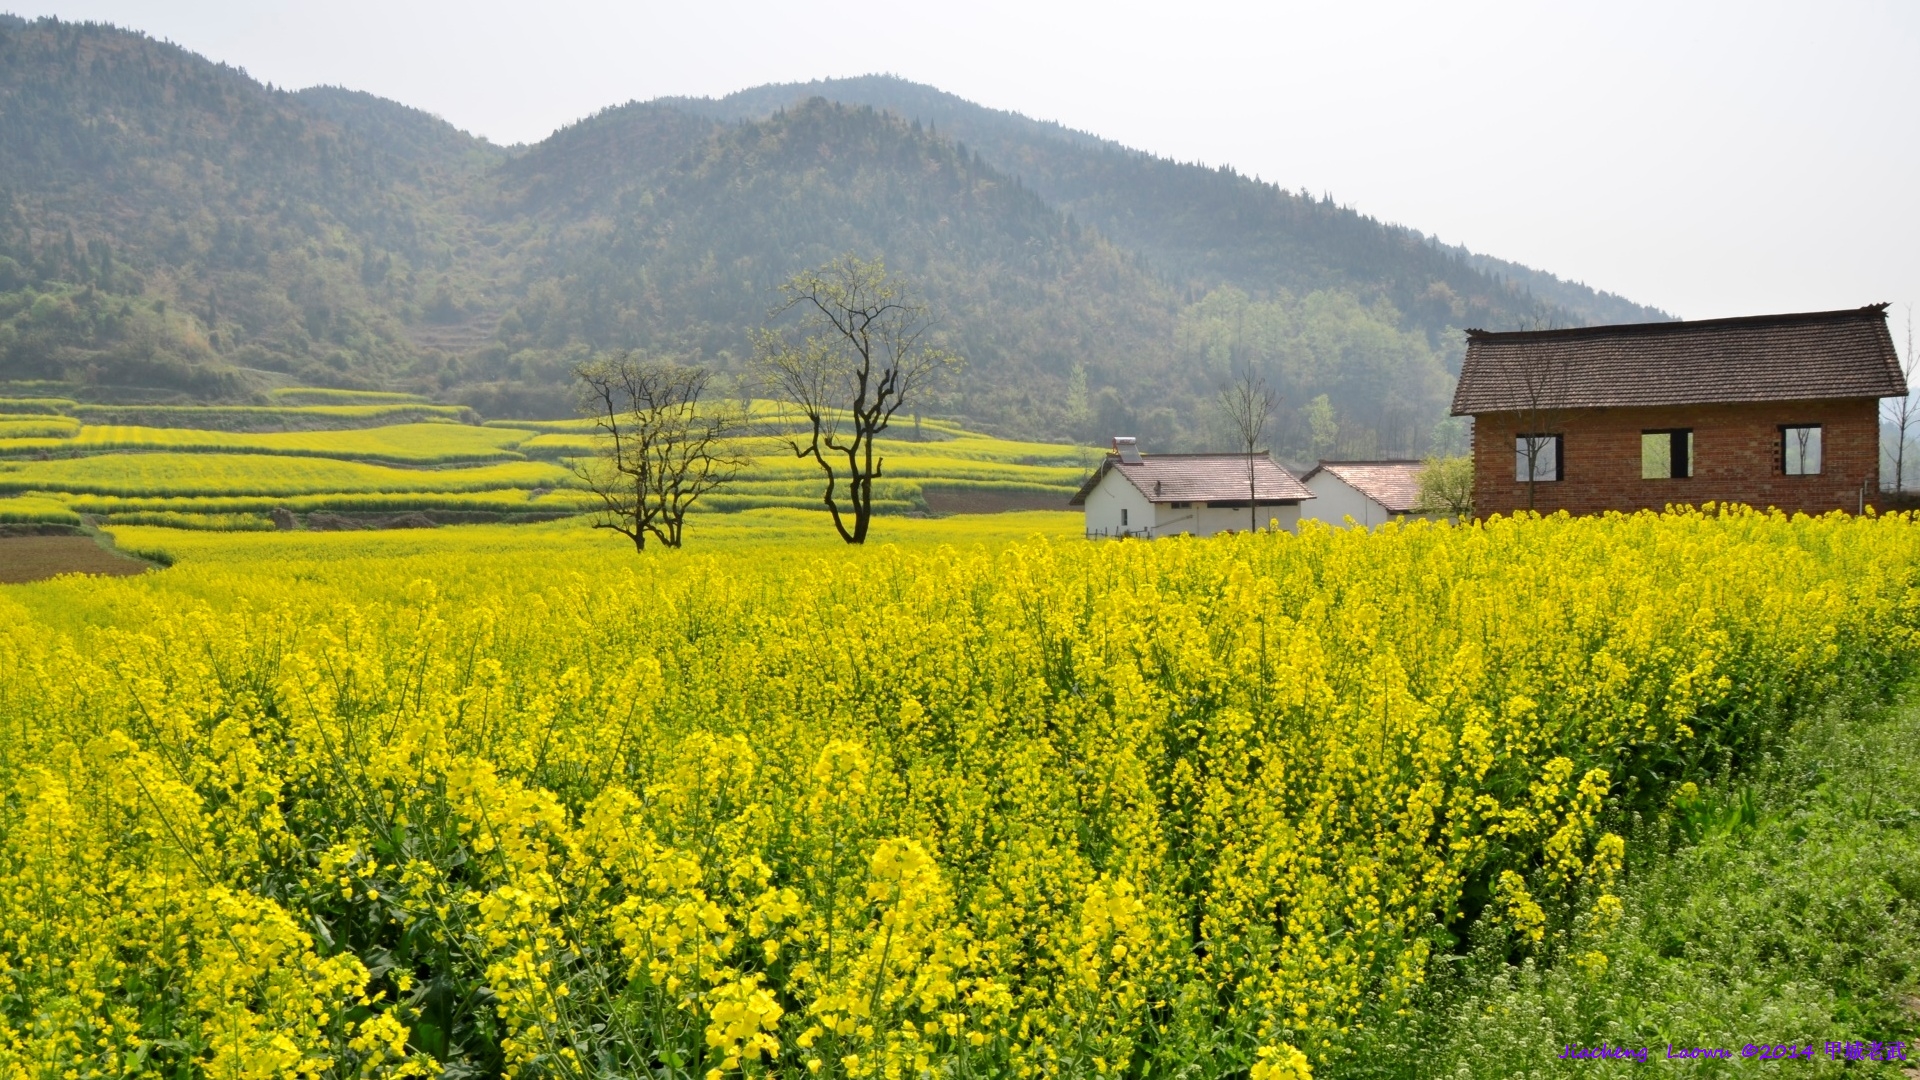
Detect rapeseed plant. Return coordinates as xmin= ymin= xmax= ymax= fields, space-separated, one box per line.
xmin=0 ymin=506 xmax=1915 ymax=1077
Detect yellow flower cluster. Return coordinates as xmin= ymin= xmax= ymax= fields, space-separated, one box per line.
xmin=1 ymin=506 xmax=1917 ymax=1078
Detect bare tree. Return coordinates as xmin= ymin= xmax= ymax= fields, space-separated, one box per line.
xmin=573 ymin=354 xmax=747 ymax=551
xmin=753 ymin=255 xmax=960 ymax=544
xmin=1884 ymin=305 xmax=1919 ymax=494
xmin=1217 ymin=367 xmax=1280 ymax=531
xmin=1493 ymin=318 xmax=1570 ymax=511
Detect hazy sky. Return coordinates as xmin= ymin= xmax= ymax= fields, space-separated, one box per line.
xmin=18 ymin=1 xmax=1920 ymax=328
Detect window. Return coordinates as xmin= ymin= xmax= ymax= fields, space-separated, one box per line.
xmin=1515 ymin=434 xmax=1563 ymax=482
xmin=1641 ymin=429 xmax=1693 ymax=479
xmin=1120 ymin=507 xmax=1129 ymax=527
xmin=1782 ymin=425 xmax=1822 ymax=476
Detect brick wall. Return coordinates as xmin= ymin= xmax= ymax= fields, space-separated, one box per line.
xmin=1470 ymin=397 xmax=1882 ymax=517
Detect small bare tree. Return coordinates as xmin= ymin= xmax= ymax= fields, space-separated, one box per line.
xmin=1495 ymin=318 xmax=1570 ymax=511
xmin=573 ymin=354 xmax=747 ymax=551
xmin=1218 ymin=367 xmax=1280 ymax=531
xmin=1883 ymin=305 xmax=1918 ymax=494
xmin=753 ymin=255 xmax=959 ymax=544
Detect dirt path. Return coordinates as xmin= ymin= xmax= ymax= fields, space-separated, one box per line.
xmin=0 ymin=535 xmax=155 ymax=584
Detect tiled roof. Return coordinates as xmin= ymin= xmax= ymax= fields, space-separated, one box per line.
xmin=1301 ymin=460 xmax=1425 ymax=513
xmin=1451 ymin=304 xmax=1906 ymax=415
xmin=1069 ymin=453 xmax=1314 ymax=506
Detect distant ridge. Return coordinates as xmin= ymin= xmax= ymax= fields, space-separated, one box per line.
xmin=0 ymin=16 xmax=1666 ymax=454
xmin=667 ymin=75 xmax=1670 ymax=336
xmin=293 ymin=86 xmax=511 ymax=169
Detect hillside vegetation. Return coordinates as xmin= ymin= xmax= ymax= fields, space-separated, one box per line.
xmin=680 ymin=76 xmax=1666 ymax=333
xmin=0 ymin=15 xmax=1667 ymax=456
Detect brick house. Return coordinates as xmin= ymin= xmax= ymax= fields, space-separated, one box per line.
xmin=1451 ymin=305 xmax=1907 ymax=517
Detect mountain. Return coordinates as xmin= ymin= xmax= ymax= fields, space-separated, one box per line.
xmin=0 ymin=16 xmax=1668 ymax=455
xmin=480 ymin=99 xmax=1185 ymax=432
xmin=0 ymin=16 xmax=491 ymax=394
xmin=291 ymin=86 xmax=509 ymax=174
xmin=670 ymin=76 xmax=1667 ymax=336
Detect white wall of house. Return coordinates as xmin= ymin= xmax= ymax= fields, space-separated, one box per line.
xmin=1180 ymin=502 xmax=1302 ymax=536
xmin=1084 ymin=470 xmax=1308 ymax=538
xmin=1149 ymin=503 xmax=1198 ymax=536
xmin=1087 ymin=495 xmax=1305 ymax=538
xmin=1082 ymin=469 xmax=1155 ymax=537
xmin=1300 ymin=472 xmax=1390 ymax=527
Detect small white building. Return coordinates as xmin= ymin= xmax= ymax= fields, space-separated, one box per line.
xmin=1070 ymin=437 xmax=1315 ymax=538
xmin=1298 ymin=460 xmax=1428 ymax=527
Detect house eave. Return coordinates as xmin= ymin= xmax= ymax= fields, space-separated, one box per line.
xmin=1452 ymin=393 xmax=1892 ymax=419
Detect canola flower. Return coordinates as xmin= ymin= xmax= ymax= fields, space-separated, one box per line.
xmin=0 ymin=397 xmax=1085 ymax=528
xmin=0 ymin=506 xmax=1916 ymax=1078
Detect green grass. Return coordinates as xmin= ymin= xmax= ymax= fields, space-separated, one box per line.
xmin=0 ymin=422 xmax=533 ymax=464
xmin=1353 ymin=692 xmax=1920 ymax=1080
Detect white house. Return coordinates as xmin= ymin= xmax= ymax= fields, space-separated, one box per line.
xmin=1069 ymin=437 xmax=1315 ymax=538
xmin=1298 ymin=460 xmax=1428 ymax=527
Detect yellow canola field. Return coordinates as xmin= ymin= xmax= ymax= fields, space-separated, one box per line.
xmin=68 ymin=402 xmax=473 ymax=425
xmin=0 ymin=452 xmax=570 ymax=499
xmin=0 ymin=395 xmax=1084 ymax=522
xmin=269 ymin=388 xmax=437 ymax=406
xmin=62 ymin=489 xmax=594 ymax=519
xmin=0 ymin=492 xmax=81 ymax=524
xmin=518 ymin=430 xmax=1084 ymax=467
xmin=2 ymin=507 xmax=1915 ymax=1079
xmin=0 ymin=422 xmax=534 ymax=463
xmin=0 ymin=415 xmax=80 ymax=439
xmin=488 ymin=403 xmax=980 ymax=442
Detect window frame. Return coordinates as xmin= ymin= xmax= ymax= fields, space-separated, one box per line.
xmin=1514 ymin=433 xmax=1565 ymax=483
xmin=1641 ymin=428 xmax=1694 ymax=480
xmin=1780 ymin=424 xmax=1823 ymax=477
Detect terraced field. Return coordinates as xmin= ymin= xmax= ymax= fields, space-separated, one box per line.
xmin=0 ymin=394 xmax=1086 ymax=530
xmin=0 ymin=415 xmax=81 ymax=439
xmin=67 ymin=402 xmax=476 ymax=428
xmin=0 ymin=422 xmax=536 ymax=463
xmin=0 ymin=493 xmax=82 ymax=526
xmin=0 ymin=453 xmax=568 ymax=498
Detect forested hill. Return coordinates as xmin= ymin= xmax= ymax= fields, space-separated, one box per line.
xmin=485 ymin=100 xmax=1187 ymax=436
xmin=0 ymin=16 xmax=503 ymax=396
xmin=0 ymin=16 xmax=1667 ymax=455
xmin=672 ymin=76 xmax=1668 ymax=335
